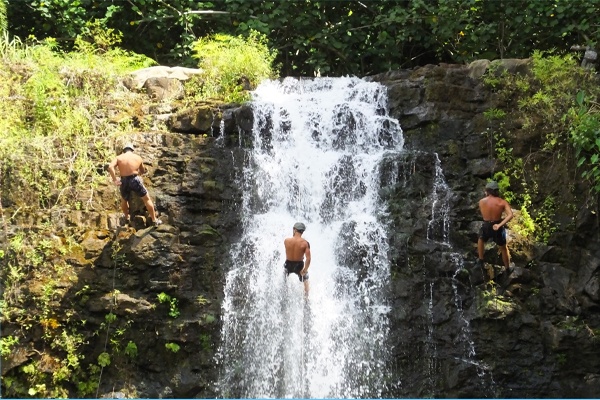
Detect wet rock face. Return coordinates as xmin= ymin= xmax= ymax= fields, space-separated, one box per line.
xmin=99 ymin=63 xmax=597 ymax=398
xmin=4 ymin=62 xmax=599 ymax=398
xmin=369 ymin=63 xmax=600 ymax=398
xmin=93 ymin=132 xmax=246 ymax=398
xmin=3 ymin=130 xmax=247 ymax=398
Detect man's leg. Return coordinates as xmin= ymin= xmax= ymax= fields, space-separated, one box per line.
xmin=140 ymin=194 xmax=159 ymax=223
xmin=120 ymin=198 xmax=130 ymax=220
xmin=303 ymin=279 xmax=310 ymax=296
xmin=499 ymin=245 xmax=510 ymax=269
xmin=477 ymin=238 xmax=485 ymax=261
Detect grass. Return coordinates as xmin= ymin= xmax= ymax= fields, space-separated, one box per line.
xmin=191 ymin=30 xmax=278 ymax=103
xmin=0 ymin=32 xmax=156 ymax=398
xmin=0 ymin=34 xmax=156 ymax=215
xmin=0 ymin=27 xmax=278 ymax=398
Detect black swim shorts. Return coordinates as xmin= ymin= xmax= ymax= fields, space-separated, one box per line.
xmin=284 ymin=260 xmax=309 ymax=282
xmin=120 ymin=175 xmax=148 ymax=201
xmin=479 ymin=220 xmax=507 ymax=246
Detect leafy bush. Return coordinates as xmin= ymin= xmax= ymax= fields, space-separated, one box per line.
xmin=191 ymin=30 xmax=278 ymax=103
xmin=0 ymin=33 xmax=154 ymax=398
xmin=569 ymin=90 xmax=600 ymax=194
xmin=0 ymin=34 xmax=154 ymax=211
xmin=483 ymin=51 xmax=600 ymax=242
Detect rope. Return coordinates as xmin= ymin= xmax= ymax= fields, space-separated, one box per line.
xmin=300 ymin=291 xmax=306 ymax=397
xmin=0 ymin=164 xmax=9 ymax=253
xmin=95 ymin=227 xmax=121 ymax=398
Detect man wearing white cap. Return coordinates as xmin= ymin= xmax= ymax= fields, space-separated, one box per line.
xmin=283 ymin=222 xmax=312 ymax=294
xmin=107 ymin=142 xmax=162 ymax=227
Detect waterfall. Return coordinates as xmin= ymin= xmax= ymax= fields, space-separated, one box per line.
xmin=426 ymin=153 xmax=452 ymax=245
xmin=216 ymin=77 xmax=403 ymax=398
xmin=424 ymin=154 xmax=497 ymax=397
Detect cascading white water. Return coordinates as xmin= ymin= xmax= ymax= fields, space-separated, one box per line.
xmin=216 ymin=77 xmax=403 ymax=398
xmin=427 ymin=153 xmax=452 ymax=245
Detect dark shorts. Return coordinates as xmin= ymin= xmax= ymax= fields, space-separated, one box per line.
xmin=284 ymin=260 xmax=308 ymax=282
xmin=479 ymin=220 xmax=507 ymax=246
xmin=120 ymin=175 xmax=148 ymax=201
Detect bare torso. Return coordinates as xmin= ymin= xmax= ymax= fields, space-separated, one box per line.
xmin=113 ymin=152 xmax=145 ymax=176
xmin=284 ymin=232 xmax=312 ymax=292
xmin=284 ymin=236 xmax=310 ymax=261
xmin=479 ymin=195 xmax=510 ymax=221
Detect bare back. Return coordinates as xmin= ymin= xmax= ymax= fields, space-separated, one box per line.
xmin=479 ymin=195 xmax=511 ymax=221
xmin=284 ymin=236 xmax=310 ymax=262
xmin=113 ymin=152 xmax=145 ymax=176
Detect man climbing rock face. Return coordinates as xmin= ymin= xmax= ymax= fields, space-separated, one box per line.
xmin=477 ymin=181 xmax=513 ymax=271
xmin=107 ymin=142 xmax=162 ymax=227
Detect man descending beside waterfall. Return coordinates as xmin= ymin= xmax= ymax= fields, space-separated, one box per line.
xmin=108 ymin=142 xmax=162 ymax=227
xmin=477 ymin=181 xmax=513 ymax=272
xmin=284 ymin=222 xmax=312 ymax=295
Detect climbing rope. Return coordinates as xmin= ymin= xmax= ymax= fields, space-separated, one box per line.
xmin=95 ymin=229 xmax=121 ymax=398
xmin=300 ymin=304 xmax=304 ymax=395
xmin=0 ymin=165 xmax=9 ymax=252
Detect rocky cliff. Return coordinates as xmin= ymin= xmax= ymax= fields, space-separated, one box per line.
xmin=368 ymin=61 xmax=600 ymax=398
xmin=2 ymin=61 xmax=599 ymax=398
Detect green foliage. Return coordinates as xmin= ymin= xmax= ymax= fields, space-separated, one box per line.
xmin=0 ymin=0 xmax=6 ymax=35
xmin=569 ymin=90 xmax=600 ymax=194
xmin=476 ymin=283 xmax=515 ymax=317
xmin=191 ymin=30 xmax=278 ymax=103
xmin=199 ymin=333 xmax=212 ymax=350
xmin=483 ymin=108 xmax=506 ymax=120
xmin=492 ymin=172 xmax=512 ymax=200
xmin=0 ymin=35 xmax=154 ymax=213
xmin=512 ymin=195 xmax=536 ymax=239
xmin=105 ymin=312 xmax=117 ymax=324
xmin=75 ymin=364 xmax=101 ymax=397
xmin=98 ymin=352 xmax=111 ymax=367
xmin=483 ymin=52 xmax=600 ymax=243
xmin=157 ymin=292 xmax=180 ymax=318
xmin=2 ymin=325 xmax=89 ymax=397
xmin=9 ymin=0 xmax=600 ymax=75
xmin=557 ymin=315 xmax=584 ymax=332
xmin=536 ymin=196 xmax=558 ymax=242
xmin=165 ymin=342 xmax=180 ymax=353
xmin=0 ymin=33 xmax=167 ymax=398
xmin=196 ymin=295 xmax=210 ymax=306
xmin=204 ymin=314 xmax=216 ymax=324
xmin=0 ymin=334 xmax=19 ymax=357
xmin=124 ymin=341 xmax=138 ymax=359
xmin=76 ymin=19 xmax=123 ymax=53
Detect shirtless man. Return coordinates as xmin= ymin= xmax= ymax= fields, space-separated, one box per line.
xmin=107 ymin=143 xmax=162 ymax=226
xmin=477 ymin=181 xmax=513 ymax=269
xmin=283 ymin=222 xmax=312 ymax=294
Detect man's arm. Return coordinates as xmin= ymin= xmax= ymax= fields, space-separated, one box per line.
xmin=107 ymin=158 xmax=121 ymax=185
xmin=139 ymin=162 xmax=147 ymax=175
xmin=495 ymin=200 xmax=514 ymax=229
xmin=301 ymin=242 xmax=311 ymax=274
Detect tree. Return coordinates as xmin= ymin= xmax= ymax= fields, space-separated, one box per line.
xmin=6 ymin=0 xmax=600 ymax=76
